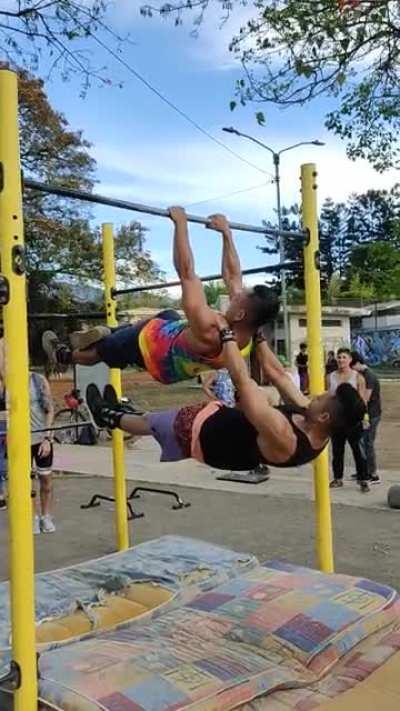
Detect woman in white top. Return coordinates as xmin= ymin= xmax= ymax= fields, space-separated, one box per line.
xmin=329 ymin=347 xmax=369 ymax=492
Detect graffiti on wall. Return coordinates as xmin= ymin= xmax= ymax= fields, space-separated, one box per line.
xmin=351 ymin=329 xmax=400 ymax=367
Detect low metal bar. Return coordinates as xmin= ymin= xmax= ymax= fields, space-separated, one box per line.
xmin=28 ymin=312 xmax=106 ymax=320
xmin=24 ymin=179 xmax=307 ymax=240
xmin=113 ymin=262 xmax=296 ymax=297
xmin=80 ymin=494 xmax=144 ymax=521
xmin=128 ymin=486 xmax=191 ymax=510
xmin=31 ymin=421 xmax=92 ymax=433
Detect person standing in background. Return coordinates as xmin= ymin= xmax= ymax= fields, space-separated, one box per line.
xmin=295 ymin=342 xmax=309 ymax=393
xmin=351 ymin=352 xmax=382 ymax=484
xmin=30 ymin=371 xmax=56 ymax=534
xmin=329 ymin=347 xmax=369 ymax=492
xmin=325 ymin=350 xmax=338 ymax=376
xmin=201 ymin=368 xmax=236 ymax=408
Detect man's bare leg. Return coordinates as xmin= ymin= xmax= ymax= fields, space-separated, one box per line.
xmin=119 ymin=413 xmax=152 ymax=436
xmin=71 ymin=348 xmax=102 ymax=366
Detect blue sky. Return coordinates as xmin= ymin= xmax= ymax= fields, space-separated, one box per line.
xmin=39 ymin=0 xmax=397 ymax=287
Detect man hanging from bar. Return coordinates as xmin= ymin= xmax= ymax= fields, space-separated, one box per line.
xmin=85 ymin=320 xmax=368 ymax=485
xmin=42 ymin=208 xmax=279 ymax=385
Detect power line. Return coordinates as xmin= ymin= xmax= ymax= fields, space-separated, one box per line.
xmin=185 ymin=181 xmax=271 ymax=209
xmin=80 ymin=25 xmax=273 ymax=179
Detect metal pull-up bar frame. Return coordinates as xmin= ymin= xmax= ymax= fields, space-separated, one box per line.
xmin=0 ymin=67 xmax=334 ymax=711
xmin=112 ymin=262 xmax=296 ymax=297
xmin=23 ymin=179 xmax=307 ymax=241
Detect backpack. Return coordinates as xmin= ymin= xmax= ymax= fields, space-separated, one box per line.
xmin=77 ymin=423 xmax=97 ymax=445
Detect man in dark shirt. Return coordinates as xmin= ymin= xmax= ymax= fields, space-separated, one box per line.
xmin=351 ymin=351 xmax=382 ymax=483
xmin=296 ymin=342 xmax=309 ymax=393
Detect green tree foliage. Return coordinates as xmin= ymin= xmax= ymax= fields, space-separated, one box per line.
xmin=203 ymin=280 xmax=228 ymax=307
xmin=0 ymin=1 xmax=121 ymax=89
xmin=14 ymin=68 xmax=161 ymax=312
xmin=144 ymin=0 xmax=400 ymax=170
xmin=258 ymin=186 xmax=400 ymax=302
xmin=346 ymin=242 xmax=400 ymax=299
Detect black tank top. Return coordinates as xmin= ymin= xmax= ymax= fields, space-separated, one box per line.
xmin=199 ymin=404 xmax=326 ymax=471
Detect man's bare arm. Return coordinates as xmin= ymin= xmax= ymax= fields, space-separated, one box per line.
xmin=169 ymin=207 xmax=216 ymax=341
xmin=206 ymin=214 xmax=242 ymax=297
xmin=221 ymin=336 xmax=295 ymax=458
xmin=357 ymin=373 xmax=368 ymax=404
xmin=256 ymin=339 xmax=310 ymax=408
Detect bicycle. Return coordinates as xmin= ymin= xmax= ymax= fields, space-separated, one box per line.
xmin=53 ymin=388 xmax=97 ymax=445
xmin=53 ymin=388 xmax=135 ymax=444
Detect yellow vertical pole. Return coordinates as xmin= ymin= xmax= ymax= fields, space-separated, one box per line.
xmin=0 ymin=70 xmax=38 ymax=708
xmin=102 ymin=223 xmax=130 ymax=551
xmin=301 ymin=163 xmax=334 ymax=573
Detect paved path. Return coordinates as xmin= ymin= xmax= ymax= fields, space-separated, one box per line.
xmin=54 ymin=439 xmax=398 ymax=511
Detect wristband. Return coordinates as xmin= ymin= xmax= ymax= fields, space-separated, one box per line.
xmin=219 ymin=327 xmax=236 ymax=344
xmin=254 ymin=331 xmax=267 ymax=345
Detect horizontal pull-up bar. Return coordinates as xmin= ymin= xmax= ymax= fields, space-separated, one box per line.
xmin=113 ymin=262 xmax=296 ymax=297
xmin=24 ymin=179 xmax=306 ymax=241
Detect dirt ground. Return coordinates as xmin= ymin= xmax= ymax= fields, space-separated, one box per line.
xmin=1 ymin=477 xmax=400 ymax=590
xmin=50 ymin=373 xmax=400 ymax=470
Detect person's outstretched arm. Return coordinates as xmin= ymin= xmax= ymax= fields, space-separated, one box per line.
xmin=255 ymin=337 xmax=310 ymax=408
xmin=206 ymin=214 xmax=242 ymax=298
xmin=219 ymin=329 xmax=296 ymax=461
xmin=170 ymin=206 xmax=217 ymax=343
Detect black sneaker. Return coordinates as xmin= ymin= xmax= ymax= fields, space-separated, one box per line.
xmin=360 ymin=481 xmax=371 ymax=493
xmin=103 ymin=384 xmax=144 ymax=416
xmin=369 ymin=475 xmax=381 ymax=485
xmin=0 ymin=498 xmax=6 ymax=510
xmin=329 ymin=479 xmax=343 ymax=488
xmin=86 ymin=384 xmax=122 ymax=430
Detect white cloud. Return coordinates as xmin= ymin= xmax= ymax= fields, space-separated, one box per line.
xmin=93 ymin=135 xmax=398 ymax=232
xmin=92 ymin=139 xmax=276 ymax=220
xmin=108 ymin=0 xmax=255 ymax=72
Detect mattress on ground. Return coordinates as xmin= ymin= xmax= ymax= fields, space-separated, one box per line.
xmin=37 ymin=561 xmax=400 ymax=711
xmin=0 ymin=536 xmax=256 ymax=672
xmin=242 ymin=626 xmax=400 ymax=709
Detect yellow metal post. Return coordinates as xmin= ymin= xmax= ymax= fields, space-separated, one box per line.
xmin=0 ymin=70 xmax=38 ymax=708
xmin=102 ymin=223 xmax=130 ymax=551
xmin=301 ymin=163 xmax=334 ymax=573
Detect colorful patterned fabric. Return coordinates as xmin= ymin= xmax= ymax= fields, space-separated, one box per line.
xmin=244 ymin=627 xmax=400 ymax=709
xmin=138 ymin=317 xmax=251 ymax=384
xmin=37 ymin=559 xmax=400 ymax=711
xmin=0 ymin=536 xmax=257 ymax=677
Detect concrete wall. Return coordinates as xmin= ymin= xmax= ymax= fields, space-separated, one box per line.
xmin=275 ymin=314 xmax=351 ymax=362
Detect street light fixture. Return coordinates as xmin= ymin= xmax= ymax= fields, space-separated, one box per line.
xmin=222 ymin=127 xmax=325 ymax=359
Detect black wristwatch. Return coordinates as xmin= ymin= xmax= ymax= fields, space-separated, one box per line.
xmin=219 ymin=327 xmax=236 ymax=344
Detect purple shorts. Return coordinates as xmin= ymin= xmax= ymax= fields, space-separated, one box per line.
xmin=147 ymin=409 xmax=185 ymax=462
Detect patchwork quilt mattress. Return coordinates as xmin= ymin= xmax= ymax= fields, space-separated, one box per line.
xmin=34 ymin=559 xmax=400 ymax=710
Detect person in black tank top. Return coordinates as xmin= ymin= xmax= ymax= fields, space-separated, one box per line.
xmin=86 ymin=323 xmax=367 ymax=481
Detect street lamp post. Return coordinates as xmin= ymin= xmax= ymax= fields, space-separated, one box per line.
xmin=222 ymin=127 xmax=324 ymax=360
